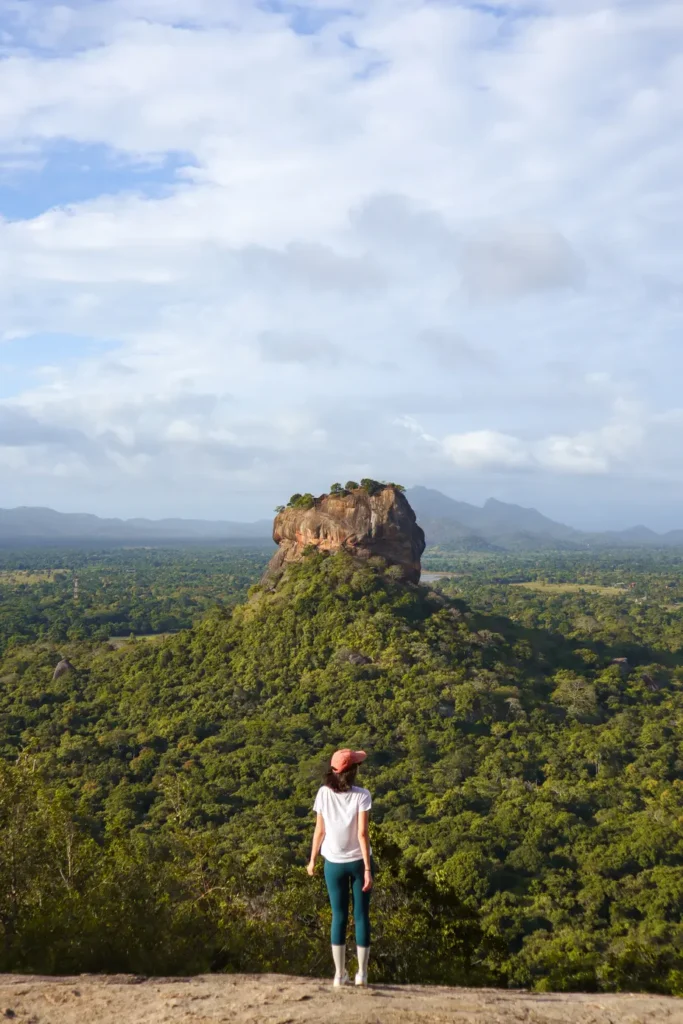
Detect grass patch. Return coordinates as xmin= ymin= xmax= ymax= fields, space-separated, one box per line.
xmin=108 ymin=632 xmax=177 ymax=649
xmin=510 ymin=582 xmax=628 ymax=595
xmin=0 ymin=570 xmax=62 ymax=585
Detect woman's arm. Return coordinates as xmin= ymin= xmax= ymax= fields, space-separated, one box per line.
xmin=307 ymin=813 xmax=325 ymax=875
xmin=358 ymin=810 xmax=372 ymax=892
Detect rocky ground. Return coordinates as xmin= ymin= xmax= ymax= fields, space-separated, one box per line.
xmin=0 ymin=974 xmax=681 ymax=1024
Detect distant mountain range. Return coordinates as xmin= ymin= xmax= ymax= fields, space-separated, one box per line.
xmin=2 ymin=491 xmax=683 ymax=550
xmin=0 ymin=506 xmax=273 ymax=544
xmin=405 ymin=487 xmax=683 ymax=551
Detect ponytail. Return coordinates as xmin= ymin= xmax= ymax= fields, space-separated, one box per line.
xmin=324 ymin=763 xmax=358 ymax=792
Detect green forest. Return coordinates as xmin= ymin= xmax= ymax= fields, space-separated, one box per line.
xmin=0 ymin=546 xmax=272 ymax=655
xmin=2 ymin=544 xmax=683 ymax=992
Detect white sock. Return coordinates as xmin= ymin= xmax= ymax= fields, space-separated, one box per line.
xmin=332 ymin=945 xmax=346 ymax=978
xmin=357 ymin=946 xmax=370 ymax=979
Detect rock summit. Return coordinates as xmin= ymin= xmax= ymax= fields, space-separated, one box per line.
xmin=267 ymin=482 xmax=426 ymax=582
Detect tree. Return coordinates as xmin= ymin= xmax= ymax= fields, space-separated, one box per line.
xmin=360 ymin=478 xmax=384 ymax=496
xmin=551 ymin=671 xmax=598 ymax=718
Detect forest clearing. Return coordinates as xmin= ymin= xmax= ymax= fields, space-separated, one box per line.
xmin=509 ymin=582 xmax=629 ymax=595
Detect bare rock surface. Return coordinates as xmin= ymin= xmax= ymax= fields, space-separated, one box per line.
xmin=0 ymin=974 xmax=681 ymax=1024
xmin=267 ymin=486 xmax=426 ymax=583
xmin=52 ymin=659 xmax=75 ymax=681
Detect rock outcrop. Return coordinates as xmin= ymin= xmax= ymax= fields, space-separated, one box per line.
xmin=53 ymin=658 xmax=75 ymax=680
xmin=1 ymin=974 xmax=680 ymax=1024
xmin=266 ymin=484 xmax=425 ymax=582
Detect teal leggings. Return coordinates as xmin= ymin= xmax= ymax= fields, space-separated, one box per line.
xmin=323 ymin=858 xmax=373 ymax=947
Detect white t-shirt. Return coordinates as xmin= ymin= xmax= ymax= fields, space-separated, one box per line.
xmin=313 ymin=785 xmax=372 ymax=863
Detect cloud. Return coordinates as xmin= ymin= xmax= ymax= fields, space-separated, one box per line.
xmin=460 ymin=224 xmax=585 ymax=300
xmin=0 ymin=404 xmax=96 ymax=451
xmin=430 ymin=397 xmax=646 ymax=475
xmin=351 ymin=195 xmax=458 ymax=260
xmin=242 ymin=244 xmax=385 ymax=293
xmin=0 ymin=390 xmax=287 ymax=496
xmin=0 ymin=0 xmax=681 ymax=522
xmin=257 ymin=330 xmax=341 ymax=364
xmin=418 ymin=328 xmax=493 ymax=369
xmin=443 ymin=429 xmax=529 ymax=469
xmin=534 ymin=401 xmax=645 ymax=473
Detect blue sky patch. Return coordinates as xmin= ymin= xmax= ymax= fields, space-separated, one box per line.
xmin=258 ymin=1 xmax=352 ymax=34
xmin=429 ymin=0 xmax=538 ymax=18
xmin=0 ymin=142 xmax=191 ymax=222
xmin=0 ymin=333 xmax=120 ymax=399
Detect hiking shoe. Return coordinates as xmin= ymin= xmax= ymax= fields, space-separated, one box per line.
xmin=333 ymin=971 xmax=350 ymax=987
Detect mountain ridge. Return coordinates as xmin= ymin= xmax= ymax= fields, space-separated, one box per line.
xmin=0 ymin=505 xmax=272 ymax=541
xmin=406 ymin=486 xmax=683 ymax=550
xmin=2 ymin=491 xmax=683 ymax=549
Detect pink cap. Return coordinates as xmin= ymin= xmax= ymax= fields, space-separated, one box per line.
xmin=331 ymin=749 xmax=367 ymax=773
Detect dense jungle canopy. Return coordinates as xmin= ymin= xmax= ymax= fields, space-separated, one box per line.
xmin=1 ymin=547 xmax=683 ymax=991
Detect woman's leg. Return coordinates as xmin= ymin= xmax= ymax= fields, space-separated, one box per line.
xmin=350 ymin=858 xmax=372 ymax=948
xmin=351 ymin=859 xmax=371 ymax=984
xmin=324 ymin=859 xmax=351 ymax=980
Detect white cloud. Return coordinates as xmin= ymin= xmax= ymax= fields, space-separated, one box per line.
xmin=427 ymin=396 xmax=646 ymax=475
xmin=534 ymin=399 xmax=645 ymax=473
xmin=443 ymin=430 xmax=529 ymax=470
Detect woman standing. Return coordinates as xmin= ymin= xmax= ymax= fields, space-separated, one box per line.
xmin=307 ymin=749 xmax=373 ymax=987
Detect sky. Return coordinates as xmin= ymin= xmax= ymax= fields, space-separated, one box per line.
xmin=0 ymin=0 xmax=682 ymax=530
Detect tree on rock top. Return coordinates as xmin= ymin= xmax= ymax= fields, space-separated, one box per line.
xmin=287 ymin=493 xmax=315 ymax=510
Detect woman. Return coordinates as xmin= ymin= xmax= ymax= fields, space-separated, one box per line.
xmin=307 ymin=748 xmax=373 ymax=987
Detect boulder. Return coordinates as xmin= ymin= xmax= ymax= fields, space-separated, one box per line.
xmin=333 ymin=647 xmax=372 ymax=666
xmin=52 ymin=658 xmax=75 ymax=680
xmin=267 ymin=485 xmax=425 ymax=583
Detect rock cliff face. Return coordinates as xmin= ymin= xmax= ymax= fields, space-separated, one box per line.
xmin=266 ymin=485 xmax=426 ymax=583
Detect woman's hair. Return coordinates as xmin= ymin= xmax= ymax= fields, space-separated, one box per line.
xmin=324 ymin=762 xmax=358 ymax=792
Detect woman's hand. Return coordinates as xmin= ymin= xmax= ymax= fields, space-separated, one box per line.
xmin=362 ymin=868 xmax=373 ymax=892
xmin=309 ymin=814 xmax=325 ymax=876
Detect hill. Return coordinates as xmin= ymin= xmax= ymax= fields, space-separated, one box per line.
xmin=1 ymin=550 xmax=683 ymax=992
